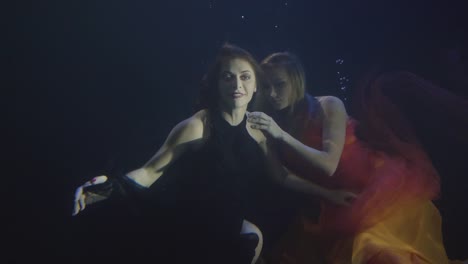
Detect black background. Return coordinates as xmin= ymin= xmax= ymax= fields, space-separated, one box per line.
xmin=7 ymin=0 xmax=468 ymax=262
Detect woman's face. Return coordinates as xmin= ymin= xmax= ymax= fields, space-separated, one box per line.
xmin=264 ymin=67 xmax=292 ymax=110
xmin=218 ymin=58 xmax=257 ymax=110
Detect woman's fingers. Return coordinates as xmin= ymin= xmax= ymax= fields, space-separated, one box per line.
xmin=330 ymin=190 xmax=358 ymax=207
xmin=85 ymin=192 xmax=109 ymax=204
xmin=248 ymin=113 xmax=273 ymax=129
xmin=72 ymin=200 xmax=80 ymax=216
xmin=72 ymin=186 xmax=83 ymax=216
xmin=347 ymin=192 xmax=358 ymax=201
xmin=343 ymin=192 xmax=358 ymax=206
xmin=82 ymin=175 xmax=108 ymax=187
xmin=72 ymin=175 xmax=108 ymax=216
xmin=79 ymin=193 xmax=86 ymax=212
xmin=247 ymin=111 xmax=264 ymax=117
xmin=250 ymin=124 xmax=270 ymax=130
xmin=248 ymin=112 xmax=271 ymax=122
xmin=249 ymin=115 xmax=270 ymax=122
xmin=248 ymin=118 xmax=271 ymax=126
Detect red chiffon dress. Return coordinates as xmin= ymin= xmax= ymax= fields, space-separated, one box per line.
xmin=274 ymin=116 xmax=464 ymax=264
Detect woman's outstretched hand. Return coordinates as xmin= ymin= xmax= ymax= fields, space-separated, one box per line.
xmin=247 ymin=112 xmax=284 ymax=140
xmin=72 ymin=175 xmax=110 ymax=216
xmin=325 ymin=189 xmax=358 ymax=206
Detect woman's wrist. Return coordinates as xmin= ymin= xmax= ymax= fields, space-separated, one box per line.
xmin=278 ymin=129 xmax=288 ymax=142
xmin=301 ymin=177 xmax=331 ymax=199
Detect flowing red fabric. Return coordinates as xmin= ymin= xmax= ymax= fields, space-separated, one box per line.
xmin=273 ymin=71 xmax=468 ymax=263
xmin=283 ymin=118 xmax=440 ymax=237
xmin=353 ymin=71 xmax=468 ymax=153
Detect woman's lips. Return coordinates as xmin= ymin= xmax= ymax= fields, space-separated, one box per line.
xmin=232 ymin=93 xmax=245 ymax=98
xmin=270 ymin=98 xmax=282 ymax=105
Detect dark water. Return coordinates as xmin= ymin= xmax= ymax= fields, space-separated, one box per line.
xmin=8 ymin=0 xmax=468 ymax=262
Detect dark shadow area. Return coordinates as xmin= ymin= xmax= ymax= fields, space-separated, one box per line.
xmin=8 ymin=0 xmax=467 ymax=262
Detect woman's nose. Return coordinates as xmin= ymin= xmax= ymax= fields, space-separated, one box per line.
xmin=235 ymin=78 xmax=242 ymax=89
xmin=270 ymin=88 xmax=277 ymax=97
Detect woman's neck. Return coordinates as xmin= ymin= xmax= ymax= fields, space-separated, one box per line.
xmin=219 ymin=106 xmax=247 ymax=126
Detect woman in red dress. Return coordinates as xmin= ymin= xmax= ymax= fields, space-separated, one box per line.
xmin=248 ymin=52 xmax=467 ymax=263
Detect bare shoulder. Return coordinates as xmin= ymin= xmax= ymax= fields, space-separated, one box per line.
xmin=167 ymin=109 xmax=208 ymax=145
xmin=317 ymin=95 xmax=345 ymax=108
xmin=317 ymin=96 xmax=347 ymax=115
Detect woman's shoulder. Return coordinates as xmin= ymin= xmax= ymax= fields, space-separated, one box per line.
xmin=300 ymin=94 xmax=343 ymax=113
xmin=315 ymin=95 xmax=347 ymax=116
xmin=316 ymin=95 xmax=344 ymax=106
xmin=169 ymin=110 xmax=209 ymax=143
xmin=192 ymin=109 xmax=210 ymax=126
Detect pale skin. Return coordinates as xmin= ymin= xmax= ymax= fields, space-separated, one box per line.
xmin=248 ymin=66 xmax=357 ymax=205
xmin=72 ymin=58 xmax=352 ymax=263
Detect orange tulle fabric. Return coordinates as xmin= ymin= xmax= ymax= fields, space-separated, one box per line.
xmin=274 ymin=118 xmax=463 ymax=264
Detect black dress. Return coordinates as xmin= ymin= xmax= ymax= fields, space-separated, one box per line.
xmin=159 ymin=112 xmax=302 ymax=262
xmin=109 ymin=112 xmax=271 ymax=263
xmin=156 ymin=112 xmax=270 ymax=257
xmin=72 ymin=112 xmax=292 ymax=263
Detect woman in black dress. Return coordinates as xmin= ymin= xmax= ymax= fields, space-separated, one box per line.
xmin=71 ymin=44 xmax=348 ymax=264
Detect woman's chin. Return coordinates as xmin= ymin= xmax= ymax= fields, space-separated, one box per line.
xmin=272 ymin=104 xmax=288 ymax=111
xmin=269 ymin=100 xmax=288 ymax=110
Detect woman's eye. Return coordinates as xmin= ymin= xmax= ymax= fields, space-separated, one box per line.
xmin=240 ymin=74 xmax=251 ymax=81
xmin=222 ymin=73 xmax=234 ymax=81
xmin=275 ymin=81 xmax=286 ymax=89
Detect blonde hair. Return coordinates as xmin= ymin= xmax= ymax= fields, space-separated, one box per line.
xmin=260 ymin=52 xmax=306 ymax=113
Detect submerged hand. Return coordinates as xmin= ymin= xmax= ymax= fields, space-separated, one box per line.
xmin=72 ymin=175 xmax=110 ymax=216
xmin=325 ymin=189 xmax=358 ymax=206
xmin=247 ymin=112 xmax=284 ymax=140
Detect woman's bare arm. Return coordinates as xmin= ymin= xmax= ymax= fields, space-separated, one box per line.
xmin=73 ymin=111 xmax=207 ymax=215
xmin=249 ymin=96 xmax=347 ymax=176
xmin=256 ymin=132 xmax=356 ymax=206
xmin=280 ymin=96 xmax=347 ymax=176
xmin=127 ymin=113 xmax=206 ymax=187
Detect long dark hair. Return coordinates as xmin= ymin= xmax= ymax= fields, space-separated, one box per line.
xmin=194 ymin=43 xmax=265 ymax=112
